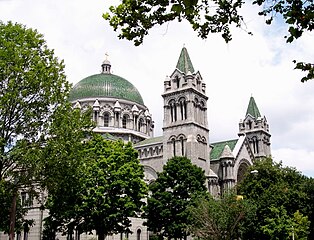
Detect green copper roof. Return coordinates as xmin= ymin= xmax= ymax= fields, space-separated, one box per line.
xmin=246 ymin=96 xmax=261 ymax=118
xmin=176 ymin=47 xmax=195 ymax=74
xmin=69 ymin=73 xmax=144 ymax=105
xmin=134 ymin=136 xmax=163 ymax=147
xmin=210 ymin=139 xmax=238 ymax=160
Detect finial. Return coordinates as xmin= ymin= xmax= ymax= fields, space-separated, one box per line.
xmin=101 ymin=52 xmax=111 ymax=74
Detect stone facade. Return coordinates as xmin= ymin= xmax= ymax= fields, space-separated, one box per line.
xmin=0 ymin=47 xmax=271 ymax=240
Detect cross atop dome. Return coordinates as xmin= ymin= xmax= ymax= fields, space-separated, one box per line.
xmin=101 ymin=52 xmax=111 ymax=74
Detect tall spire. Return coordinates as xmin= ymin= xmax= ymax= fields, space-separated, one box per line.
xmin=176 ymin=47 xmax=195 ymax=74
xmin=246 ymin=96 xmax=261 ymax=118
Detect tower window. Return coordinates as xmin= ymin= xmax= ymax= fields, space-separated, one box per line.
xmin=180 ymin=137 xmax=185 ymax=156
xmin=172 ymin=138 xmax=176 ymax=156
xmin=248 ymin=120 xmax=252 ymax=129
xmin=175 ymin=76 xmax=180 ymax=89
xmin=104 ymin=113 xmax=110 ymax=127
xmin=252 ymin=137 xmax=259 ymax=154
xmin=179 ymin=98 xmax=187 ymax=120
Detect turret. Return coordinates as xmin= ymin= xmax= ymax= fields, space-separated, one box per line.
xmin=239 ymin=96 xmax=271 ymax=158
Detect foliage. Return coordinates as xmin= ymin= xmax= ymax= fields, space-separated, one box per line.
xmin=237 ymin=157 xmax=312 ymax=239
xmin=261 ymin=206 xmax=309 ymax=240
xmin=144 ymin=156 xmax=207 ymax=239
xmin=44 ymin=134 xmax=147 ymax=240
xmin=40 ymin=104 xmax=94 ymax=238
xmin=104 ymin=0 xmax=314 ymax=81
xmin=188 ymin=192 xmax=256 ymax=240
xmin=0 ymin=180 xmax=27 ymax=233
xmin=78 ymin=135 xmax=147 ymax=240
xmin=0 ymin=20 xmax=69 ymax=233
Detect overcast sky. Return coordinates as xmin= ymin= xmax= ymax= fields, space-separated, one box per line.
xmin=1 ymin=0 xmax=314 ymax=177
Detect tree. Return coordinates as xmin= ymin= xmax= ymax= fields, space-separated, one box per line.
xmin=188 ymin=192 xmax=256 ymax=240
xmin=237 ymin=157 xmax=312 ymax=239
xmin=0 ymin=21 xmax=70 ymax=237
xmin=104 ymin=0 xmax=314 ymax=81
xmin=144 ymin=156 xmax=207 ymax=240
xmin=39 ymin=104 xmax=94 ymax=239
xmin=45 ymin=134 xmax=148 ymax=240
xmin=261 ymin=206 xmax=310 ymax=240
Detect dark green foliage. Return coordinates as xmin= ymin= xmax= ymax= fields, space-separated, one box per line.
xmin=0 ymin=20 xmax=70 ymax=232
xmin=44 ymin=134 xmax=148 ymax=240
xmin=104 ymin=0 xmax=314 ymax=81
xmin=144 ymin=156 xmax=207 ymax=239
xmin=237 ymin=157 xmax=313 ymax=239
xmin=0 ymin=180 xmax=27 ymax=233
xmin=188 ymin=192 xmax=256 ymax=240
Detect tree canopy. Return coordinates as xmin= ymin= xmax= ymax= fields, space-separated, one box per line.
xmin=104 ymin=0 xmax=314 ymax=82
xmin=44 ymin=134 xmax=148 ymax=240
xmin=144 ymin=156 xmax=207 ymax=239
xmin=237 ymin=157 xmax=313 ymax=239
xmin=0 ymin=20 xmax=70 ymax=235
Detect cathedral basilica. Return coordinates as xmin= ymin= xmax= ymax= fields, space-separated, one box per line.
xmin=0 ymin=47 xmax=271 ymax=240
xmin=69 ymin=46 xmax=271 ymax=194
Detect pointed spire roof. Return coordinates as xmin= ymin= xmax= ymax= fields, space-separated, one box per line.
xmin=176 ymin=47 xmax=195 ymax=74
xmin=246 ymin=96 xmax=261 ymax=118
xmin=220 ymin=145 xmax=234 ymax=159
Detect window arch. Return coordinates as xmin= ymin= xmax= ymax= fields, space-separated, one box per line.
xmin=252 ymin=137 xmax=259 ymax=154
xmin=104 ymin=112 xmax=110 ymax=127
xmin=180 ymin=136 xmax=185 ymax=156
xmin=169 ymin=99 xmax=177 ymax=122
xmin=137 ymin=229 xmax=141 ymax=240
xmin=122 ymin=115 xmax=129 ymax=129
xmin=172 ymin=138 xmax=176 ymax=156
xmin=179 ymin=97 xmax=187 ymax=120
xmin=138 ymin=118 xmax=144 ymax=132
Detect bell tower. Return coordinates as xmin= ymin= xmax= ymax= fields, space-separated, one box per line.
xmin=239 ymin=96 xmax=271 ymax=158
xmin=162 ymin=47 xmax=210 ymax=175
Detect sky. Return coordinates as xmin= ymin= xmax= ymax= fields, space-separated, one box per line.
xmin=1 ymin=0 xmax=314 ymax=177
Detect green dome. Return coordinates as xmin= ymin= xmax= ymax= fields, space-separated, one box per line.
xmin=69 ymin=73 xmax=144 ymax=105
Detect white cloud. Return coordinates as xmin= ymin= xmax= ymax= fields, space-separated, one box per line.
xmin=1 ymin=0 xmax=314 ymax=177
xmin=273 ymin=148 xmax=314 ymax=177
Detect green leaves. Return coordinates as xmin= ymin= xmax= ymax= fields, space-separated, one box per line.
xmin=237 ymin=157 xmax=313 ymax=239
xmin=0 ymin=21 xmax=70 ymax=232
xmin=44 ymin=135 xmax=148 ymax=240
xmin=145 ymin=156 xmax=207 ymax=239
xmin=104 ymin=0 xmax=245 ymax=45
xmin=188 ymin=192 xmax=256 ymax=240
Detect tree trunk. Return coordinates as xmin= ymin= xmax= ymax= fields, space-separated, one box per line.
xmin=97 ymin=229 xmax=105 ymax=240
xmin=9 ymin=190 xmax=17 ymax=240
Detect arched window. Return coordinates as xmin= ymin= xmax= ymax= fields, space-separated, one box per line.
xmin=137 ymin=229 xmax=141 ymax=240
xmin=180 ymin=137 xmax=185 ymax=156
xmin=94 ymin=111 xmax=98 ymax=124
xmin=104 ymin=113 xmax=110 ymax=127
xmin=175 ymin=76 xmax=180 ymax=89
xmin=169 ymin=100 xmax=177 ymax=122
xmin=122 ymin=115 xmax=128 ymax=128
xmin=252 ymin=137 xmax=259 ymax=154
xmin=138 ymin=118 xmax=144 ymax=132
xmin=179 ymin=98 xmax=187 ymax=120
xmin=172 ymin=138 xmax=176 ymax=156
xmin=248 ymin=120 xmax=252 ymax=129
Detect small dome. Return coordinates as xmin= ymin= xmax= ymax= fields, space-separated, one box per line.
xmin=69 ymin=73 xmax=144 ymax=105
